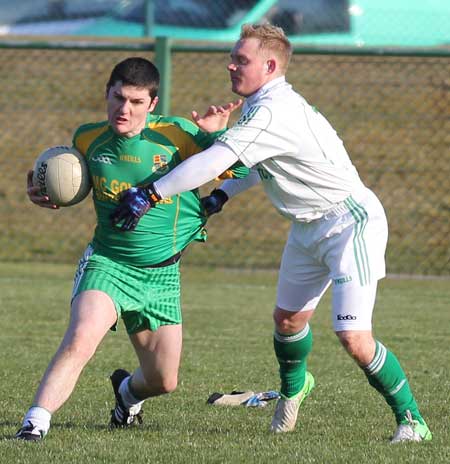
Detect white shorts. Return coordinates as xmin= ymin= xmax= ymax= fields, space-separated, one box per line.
xmin=276 ymin=188 xmax=388 ymax=331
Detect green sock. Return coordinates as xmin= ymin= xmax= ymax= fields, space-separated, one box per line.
xmin=363 ymin=340 xmax=423 ymax=424
xmin=273 ymin=324 xmax=312 ymax=398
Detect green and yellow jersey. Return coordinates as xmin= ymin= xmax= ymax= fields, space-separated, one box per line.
xmin=73 ymin=113 xmax=246 ymax=266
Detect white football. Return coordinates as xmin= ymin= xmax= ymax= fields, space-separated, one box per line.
xmin=32 ymin=146 xmax=91 ymax=207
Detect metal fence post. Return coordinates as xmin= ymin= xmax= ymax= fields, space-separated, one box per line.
xmin=144 ymin=0 xmax=171 ymax=115
xmin=155 ymin=36 xmax=172 ymax=115
xmin=144 ymin=0 xmax=155 ymax=38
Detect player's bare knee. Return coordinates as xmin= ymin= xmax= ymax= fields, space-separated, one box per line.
xmin=273 ymin=307 xmax=309 ymax=334
xmin=335 ymin=331 xmax=375 ymax=366
xmin=160 ymin=377 xmax=178 ymax=394
xmin=150 ymin=377 xmax=178 ymax=395
xmin=59 ymin=338 xmax=96 ymax=364
xmin=141 ymin=370 xmax=178 ymax=395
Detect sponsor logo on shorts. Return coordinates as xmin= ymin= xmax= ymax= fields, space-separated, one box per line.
xmin=337 ymin=314 xmax=357 ymax=320
xmin=92 ymin=154 xmax=113 ymax=164
xmin=333 ymin=275 xmax=352 ymax=285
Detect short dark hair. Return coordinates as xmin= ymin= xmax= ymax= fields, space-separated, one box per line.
xmin=106 ymin=57 xmax=160 ymax=98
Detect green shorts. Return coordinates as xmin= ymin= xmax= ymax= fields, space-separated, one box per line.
xmin=72 ymin=246 xmax=182 ymax=334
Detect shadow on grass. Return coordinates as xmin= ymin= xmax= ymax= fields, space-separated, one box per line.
xmin=1 ymin=418 xmax=167 ymax=442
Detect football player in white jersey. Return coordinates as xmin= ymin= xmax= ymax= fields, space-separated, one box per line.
xmin=112 ymin=24 xmax=431 ymax=443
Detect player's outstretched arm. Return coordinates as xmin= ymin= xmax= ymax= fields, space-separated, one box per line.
xmin=26 ymin=170 xmax=59 ymax=209
xmin=201 ymin=169 xmax=261 ymax=216
xmin=192 ymin=99 xmax=242 ymax=133
xmin=111 ymin=144 xmax=239 ymax=232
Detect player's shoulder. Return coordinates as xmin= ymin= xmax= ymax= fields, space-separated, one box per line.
xmin=147 ymin=114 xmax=198 ymax=134
xmin=73 ymin=120 xmax=109 ymax=139
xmin=266 ymin=80 xmax=304 ymax=103
xmin=263 ymin=85 xmax=307 ymax=118
xmin=239 ymin=90 xmax=303 ymax=132
xmin=73 ymin=120 xmax=110 ymax=154
xmin=238 ymin=101 xmax=273 ymax=129
xmin=249 ymin=86 xmax=291 ymax=116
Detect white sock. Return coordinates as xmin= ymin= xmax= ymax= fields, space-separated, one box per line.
xmin=118 ymin=376 xmax=144 ymax=410
xmin=23 ymin=406 xmax=51 ymax=436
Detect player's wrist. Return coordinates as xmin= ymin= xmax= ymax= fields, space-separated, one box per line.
xmin=201 ymin=188 xmax=229 ymax=216
xmin=141 ymin=183 xmax=162 ymax=206
xmin=211 ymin=188 xmax=229 ymax=205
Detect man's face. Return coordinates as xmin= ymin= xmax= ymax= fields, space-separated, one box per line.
xmin=228 ymin=38 xmax=271 ymax=97
xmin=106 ymin=81 xmax=158 ymax=137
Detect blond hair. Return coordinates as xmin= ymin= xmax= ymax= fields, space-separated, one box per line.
xmin=240 ymin=23 xmax=292 ymax=73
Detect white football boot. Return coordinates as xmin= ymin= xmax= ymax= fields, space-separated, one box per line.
xmin=270 ymin=371 xmax=315 ymax=433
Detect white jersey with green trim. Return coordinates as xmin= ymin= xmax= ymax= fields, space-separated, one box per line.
xmin=217 ymin=77 xmax=366 ymax=222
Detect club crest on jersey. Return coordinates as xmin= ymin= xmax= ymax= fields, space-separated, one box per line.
xmin=152 ymin=154 xmax=169 ymax=173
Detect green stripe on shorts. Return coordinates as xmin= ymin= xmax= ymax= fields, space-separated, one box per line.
xmin=345 ymin=197 xmax=371 ymax=286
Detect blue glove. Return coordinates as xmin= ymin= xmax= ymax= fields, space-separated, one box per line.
xmin=110 ymin=184 xmax=160 ymax=232
xmin=201 ymin=189 xmax=229 ymax=216
xmin=244 ymin=391 xmax=280 ymax=408
xmin=206 ymin=389 xmax=279 ymax=407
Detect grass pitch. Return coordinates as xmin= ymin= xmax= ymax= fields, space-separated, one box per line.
xmin=1 ymin=262 xmax=449 ymax=463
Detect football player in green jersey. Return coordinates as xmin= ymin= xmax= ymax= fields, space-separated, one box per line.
xmin=17 ymin=57 xmax=245 ymax=441
xmin=112 ymin=24 xmax=432 ymax=443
